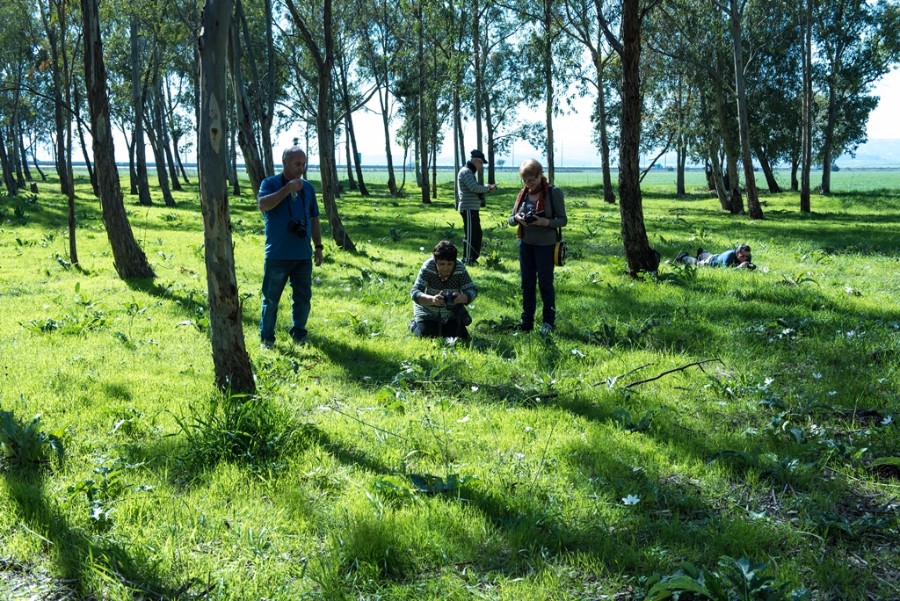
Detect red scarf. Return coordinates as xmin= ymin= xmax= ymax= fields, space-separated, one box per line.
xmin=512 ymin=176 xmax=550 ymax=239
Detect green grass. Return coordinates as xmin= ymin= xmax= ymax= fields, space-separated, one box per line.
xmin=0 ymin=169 xmax=898 ymax=600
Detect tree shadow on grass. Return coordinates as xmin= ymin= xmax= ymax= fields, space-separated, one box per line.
xmin=2 ymin=467 xmax=195 ymax=599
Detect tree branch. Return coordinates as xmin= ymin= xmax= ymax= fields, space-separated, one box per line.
xmin=623 ymin=359 xmax=724 ymax=389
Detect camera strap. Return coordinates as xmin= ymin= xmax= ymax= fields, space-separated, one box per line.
xmin=284 ymin=177 xmax=307 ymax=222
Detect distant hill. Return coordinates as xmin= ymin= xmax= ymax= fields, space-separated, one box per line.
xmin=837 ymin=138 xmax=900 ymax=168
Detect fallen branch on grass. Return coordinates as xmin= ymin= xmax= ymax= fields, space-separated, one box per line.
xmin=623 ymin=359 xmax=724 ymax=389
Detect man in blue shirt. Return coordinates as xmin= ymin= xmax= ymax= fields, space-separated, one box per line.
xmin=257 ymin=147 xmax=324 ymax=348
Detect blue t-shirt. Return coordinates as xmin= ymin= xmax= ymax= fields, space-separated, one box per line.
xmin=709 ymin=249 xmax=738 ymax=268
xmin=258 ymin=174 xmax=320 ymax=260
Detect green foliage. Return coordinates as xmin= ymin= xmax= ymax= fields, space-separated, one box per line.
xmin=2 ymin=170 xmax=899 ymax=599
xmin=173 ymin=391 xmax=299 ymax=471
xmin=0 ymin=410 xmax=65 ymax=469
xmin=645 ymin=556 xmax=810 ymax=601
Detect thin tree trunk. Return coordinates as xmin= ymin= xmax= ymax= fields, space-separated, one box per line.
xmin=198 ymin=0 xmax=256 ymax=395
xmin=800 ymin=0 xmax=812 ymax=212
xmin=728 ymin=0 xmax=762 ymax=219
xmin=543 ymin=0 xmax=555 ymax=183
xmin=754 ymin=144 xmax=781 ymax=193
xmin=130 ymin=18 xmax=153 ymax=205
xmin=81 ymin=0 xmax=155 ymax=279
xmin=228 ymin=10 xmax=265 ymax=193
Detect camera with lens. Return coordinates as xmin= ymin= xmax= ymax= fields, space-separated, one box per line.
xmin=288 ymin=220 xmax=307 ymax=237
xmin=440 ymin=290 xmax=457 ymax=306
xmin=522 ymin=209 xmax=539 ymax=224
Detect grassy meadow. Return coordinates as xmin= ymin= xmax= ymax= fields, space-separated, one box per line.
xmin=0 ymin=167 xmax=898 ymax=600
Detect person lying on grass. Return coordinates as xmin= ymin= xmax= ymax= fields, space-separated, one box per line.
xmin=675 ymin=243 xmax=755 ymax=270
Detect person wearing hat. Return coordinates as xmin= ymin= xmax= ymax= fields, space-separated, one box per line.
xmin=456 ymin=149 xmax=498 ymax=265
xmin=675 ymin=243 xmax=755 ymax=269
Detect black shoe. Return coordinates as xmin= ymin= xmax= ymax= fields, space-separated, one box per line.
xmin=696 ymin=247 xmax=705 ymax=260
xmin=513 ymin=322 xmax=534 ymax=332
xmin=675 ymin=251 xmax=688 ymax=263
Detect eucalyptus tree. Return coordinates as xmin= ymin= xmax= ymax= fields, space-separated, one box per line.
xmin=228 ymin=0 xmax=266 ymax=193
xmin=39 ymin=0 xmax=76 ymax=200
xmin=742 ymin=0 xmax=802 ymax=194
xmin=650 ymin=0 xmax=743 ymax=212
xmin=0 ymin=0 xmax=40 ymax=194
xmin=356 ymin=0 xmax=406 ymax=196
xmin=814 ymin=0 xmax=899 ymax=194
xmin=285 ymin=0 xmax=356 ymax=250
xmin=475 ymin=2 xmax=526 ymax=184
xmin=333 ymin=0 xmax=379 ymax=197
xmin=597 ymin=0 xmax=660 ymax=275
xmin=800 ymin=0 xmax=812 ymax=211
xmin=562 ymin=0 xmax=618 ymax=203
xmin=506 ymin=0 xmax=582 ymax=183
xmin=717 ymin=0 xmax=763 ymax=218
xmin=198 ymin=0 xmax=256 ymax=395
xmin=81 ymin=0 xmax=155 ymax=279
xmin=235 ymin=0 xmax=279 ymax=176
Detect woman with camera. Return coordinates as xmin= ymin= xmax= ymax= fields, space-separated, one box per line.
xmin=508 ymin=159 xmax=567 ymax=335
xmin=409 ymin=241 xmax=477 ymax=339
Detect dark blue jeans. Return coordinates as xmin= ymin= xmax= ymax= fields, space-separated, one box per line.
xmin=518 ymin=241 xmax=555 ymax=327
xmin=260 ymin=258 xmax=312 ymax=344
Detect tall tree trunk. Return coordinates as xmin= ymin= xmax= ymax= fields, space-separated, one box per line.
xmin=337 ymin=55 xmax=368 ymax=195
xmin=594 ymin=52 xmax=615 ymax=204
xmin=712 ymin=64 xmax=741 ymax=213
xmin=130 ymin=18 xmax=153 ymax=205
xmin=344 ymin=128 xmax=357 ymax=190
xmin=415 ymin=5 xmax=430 ymax=204
xmin=228 ymin=13 xmax=266 ymax=194
xmin=727 ymin=0 xmax=763 ymax=219
xmin=708 ymin=146 xmax=730 ymax=210
xmin=81 ymin=0 xmax=155 ymax=280
xmin=154 ymin=79 xmax=182 ymax=191
xmin=800 ymin=0 xmax=813 ymax=212
xmin=819 ymin=83 xmax=837 ymax=195
xmin=43 ymin=4 xmax=70 ymax=196
xmin=286 ymin=0 xmax=355 ymax=251
xmin=378 ymin=83 xmax=398 ymax=196
xmin=17 ymin=125 xmax=33 ymax=183
xmin=0 ymin=129 xmax=18 ymax=196
xmin=617 ymin=0 xmax=659 ymax=275
xmin=754 ymin=144 xmax=781 ymax=193
xmin=543 ymin=0 xmax=555 ymax=183
xmin=198 ymin=0 xmax=256 ymax=395
xmin=144 ymin=100 xmax=176 ymax=206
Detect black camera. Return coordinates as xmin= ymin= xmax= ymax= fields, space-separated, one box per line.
xmin=523 ymin=210 xmax=538 ymax=224
xmin=288 ymin=220 xmax=307 ymax=237
xmin=440 ymin=290 xmax=457 ymax=306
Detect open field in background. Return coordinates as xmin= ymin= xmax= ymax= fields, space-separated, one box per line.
xmin=0 ymin=169 xmax=898 ymax=600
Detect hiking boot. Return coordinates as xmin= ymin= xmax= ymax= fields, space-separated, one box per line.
xmin=696 ymin=247 xmax=705 ymax=260
xmin=539 ymin=322 xmax=554 ymax=336
xmin=675 ymin=251 xmax=688 ymax=263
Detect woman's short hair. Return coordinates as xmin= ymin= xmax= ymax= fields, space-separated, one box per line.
xmin=519 ymin=158 xmax=543 ymax=178
xmin=433 ymin=240 xmax=458 ymax=261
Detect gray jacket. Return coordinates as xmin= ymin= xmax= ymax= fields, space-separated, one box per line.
xmin=456 ymin=162 xmax=491 ymax=211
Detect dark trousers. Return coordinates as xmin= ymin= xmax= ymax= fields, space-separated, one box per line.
xmin=460 ymin=209 xmax=482 ymax=265
xmin=518 ymin=241 xmax=556 ymax=327
xmin=410 ymin=318 xmax=469 ymax=339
